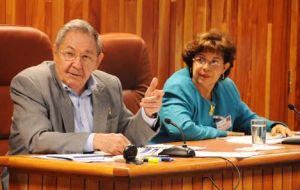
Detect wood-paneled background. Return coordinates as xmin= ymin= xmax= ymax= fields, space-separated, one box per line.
xmin=0 ymin=0 xmax=299 ymax=130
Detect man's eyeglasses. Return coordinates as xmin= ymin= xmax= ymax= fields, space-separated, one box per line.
xmin=59 ymin=50 xmax=96 ymax=64
xmin=192 ymin=57 xmax=222 ymax=68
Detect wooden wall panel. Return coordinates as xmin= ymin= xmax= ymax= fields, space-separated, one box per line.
xmin=269 ymin=0 xmax=290 ymax=122
xmin=169 ymin=0 xmax=184 ymax=74
xmin=236 ymin=0 xmax=255 ymax=110
xmin=29 ymin=173 xmax=43 ymax=190
xmin=64 ymin=0 xmax=83 ymax=21
xmin=252 ymin=0 xmax=268 ymax=117
xmin=0 ymin=0 xmax=299 ymax=130
xmin=8 ymin=163 xmax=300 ymax=190
xmin=51 ymin=0 xmax=64 ymax=41
xmin=141 ymin=0 xmax=159 ymax=78
xmin=85 ymin=0 xmax=101 ymax=32
xmin=100 ymin=0 xmax=121 ymax=33
xmin=293 ymin=0 xmax=300 ymax=131
xmin=0 ymin=0 xmax=5 ymax=23
xmin=157 ymin=0 xmax=171 ymax=85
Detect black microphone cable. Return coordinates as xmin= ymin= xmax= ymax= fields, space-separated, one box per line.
xmin=164 ymin=118 xmax=241 ymax=189
xmin=164 ymin=118 xmax=186 ymax=146
xmin=219 ymin=157 xmax=241 ymax=190
xmin=201 ymin=156 xmax=241 ymax=190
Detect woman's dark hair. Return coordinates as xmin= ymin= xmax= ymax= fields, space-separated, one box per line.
xmin=182 ymin=30 xmax=236 ymax=79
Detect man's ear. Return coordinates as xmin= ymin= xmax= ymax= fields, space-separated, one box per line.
xmin=95 ymin=53 xmax=104 ymax=68
xmin=53 ymin=45 xmax=59 ymax=60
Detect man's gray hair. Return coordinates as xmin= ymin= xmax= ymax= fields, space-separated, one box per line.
xmin=55 ymin=19 xmax=102 ymax=55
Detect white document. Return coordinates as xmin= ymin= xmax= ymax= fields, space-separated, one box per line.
xmin=224 ymin=134 xmax=288 ymax=145
xmin=235 ymin=145 xmax=284 ymax=151
xmin=32 ymin=144 xmax=207 ymax=162
xmin=195 ymin=151 xmax=260 ymax=158
xmin=138 ymin=144 xmax=175 ymax=156
xmin=32 ymin=153 xmax=114 ymax=162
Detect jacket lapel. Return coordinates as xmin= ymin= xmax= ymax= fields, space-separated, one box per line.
xmin=92 ymin=82 xmax=110 ymax=133
xmin=58 ymin=93 xmax=74 ymax=133
xmin=50 ymin=63 xmax=75 ymax=133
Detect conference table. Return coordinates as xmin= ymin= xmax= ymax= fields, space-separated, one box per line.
xmin=1 ymin=138 xmax=300 ymax=190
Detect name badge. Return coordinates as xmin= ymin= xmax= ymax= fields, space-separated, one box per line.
xmin=216 ymin=115 xmax=232 ymax=131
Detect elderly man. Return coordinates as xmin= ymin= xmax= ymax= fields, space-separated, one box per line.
xmin=1 ymin=19 xmax=163 ymax=189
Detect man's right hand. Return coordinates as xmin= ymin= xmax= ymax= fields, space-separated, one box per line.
xmin=93 ymin=133 xmax=131 ymax=155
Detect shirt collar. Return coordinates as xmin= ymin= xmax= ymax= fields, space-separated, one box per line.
xmin=62 ymin=74 xmax=98 ymax=96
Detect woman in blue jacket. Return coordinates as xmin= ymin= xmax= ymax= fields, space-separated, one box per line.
xmin=152 ymin=30 xmax=292 ymax=143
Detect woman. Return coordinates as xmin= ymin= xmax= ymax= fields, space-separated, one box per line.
xmin=152 ymin=30 xmax=292 ymax=143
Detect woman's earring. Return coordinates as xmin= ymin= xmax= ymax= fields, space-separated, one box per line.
xmin=221 ymin=73 xmax=225 ymax=80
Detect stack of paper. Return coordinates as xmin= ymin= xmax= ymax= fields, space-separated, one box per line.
xmin=33 ymin=153 xmax=114 ymax=162
xmin=195 ymin=151 xmax=260 ymax=158
xmin=224 ymin=135 xmax=287 ymax=145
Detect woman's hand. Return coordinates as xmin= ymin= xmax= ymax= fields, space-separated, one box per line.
xmin=271 ymin=124 xmax=294 ymax=137
xmin=227 ymin=131 xmax=245 ymax=136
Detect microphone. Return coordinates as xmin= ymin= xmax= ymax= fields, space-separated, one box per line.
xmin=164 ymin=118 xmax=187 ymax=147
xmin=282 ymin=103 xmax=300 ymax=144
xmin=158 ymin=118 xmax=195 ymax=157
xmin=123 ymin=145 xmax=143 ymax=165
xmin=288 ymin=103 xmax=300 ymax=118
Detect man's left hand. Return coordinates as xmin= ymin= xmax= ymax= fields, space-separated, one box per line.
xmin=140 ymin=77 xmax=164 ymax=117
xmin=271 ymin=124 xmax=294 ymax=137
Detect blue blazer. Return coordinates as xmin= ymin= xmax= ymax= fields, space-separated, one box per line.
xmin=152 ymin=68 xmax=281 ymax=143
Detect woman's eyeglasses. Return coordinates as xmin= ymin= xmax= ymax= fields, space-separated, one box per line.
xmin=192 ymin=57 xmax=222 ymax=68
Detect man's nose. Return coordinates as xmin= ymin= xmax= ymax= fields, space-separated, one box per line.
xmin=72 ymin=56 xmax=83 ymax=68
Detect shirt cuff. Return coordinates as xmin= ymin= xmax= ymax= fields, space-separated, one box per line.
xmin=141 ymin=107 xmax=157 ymax=127
xmin=83 ymin=133 xmax=95 ymax=152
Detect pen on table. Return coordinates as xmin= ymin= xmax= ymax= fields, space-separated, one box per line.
xmin=160 ymin=157 xmax=175 ymax=162
xmin=143 ymin=157 xmax=174 ymax=163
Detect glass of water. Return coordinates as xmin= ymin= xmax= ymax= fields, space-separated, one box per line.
xmin=251 ymin=119 xmax=267 ymax=146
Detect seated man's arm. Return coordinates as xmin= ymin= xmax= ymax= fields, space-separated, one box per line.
xmin=10 ymin=70 xmax=89 ymax=154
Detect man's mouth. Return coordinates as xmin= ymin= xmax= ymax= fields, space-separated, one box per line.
xmin=69 ymin=72 xmax=81 ymax=77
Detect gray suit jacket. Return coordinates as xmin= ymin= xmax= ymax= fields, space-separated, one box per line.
xmin=9 ymin=61 xmax=157 ymax=155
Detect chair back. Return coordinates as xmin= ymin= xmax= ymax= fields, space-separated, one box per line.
xmin=100 ymin=33 xmax=153 ymax=114
xmin=0 ymin=31 xmax=152 ymax=157
xmin=0 ymin=25 xmax=53 ymax=156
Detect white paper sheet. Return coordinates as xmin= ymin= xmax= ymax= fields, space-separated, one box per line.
xmin=235 ymin=145 xmax=284 ymax=151
xmin=32 ymin=145 xmax=206 ymax=162
xmin=195 ymin=151 xmax=260 ymax=158
xmin=32 ymin=153 xmax=114 ymax=162
xmin=224 ymin=135 xmax=288 ymax=145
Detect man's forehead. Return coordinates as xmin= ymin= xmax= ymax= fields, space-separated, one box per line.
xmin=60 ymin=31 xmax=97 ymax=52
xmin=63 ymin=45 xmax=94 ymax=53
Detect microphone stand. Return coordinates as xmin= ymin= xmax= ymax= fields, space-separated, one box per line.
xmin=158 ymin=118 xmax=195 ymax=157
xmin=288 ymin=103 xmax=300 ymax=118
xmin=281 ymin=104 xmax=300 ymax=144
